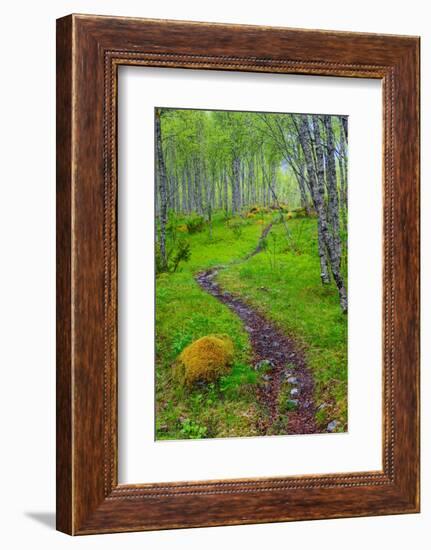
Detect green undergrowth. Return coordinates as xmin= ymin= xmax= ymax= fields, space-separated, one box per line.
xmin=155 ymin=210 xmax=347 ymax=439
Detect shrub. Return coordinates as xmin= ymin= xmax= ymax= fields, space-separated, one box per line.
xmin=186 ymin=215 xmax=205 ymax=234
xmin=170 ymin=240 xmax=191 ymax=272
xmin=179 ymin=418 xmax=208 ymax=439
xmin=228 ymin=220 xmax=243 ymax=239
xmin=290 ymin=207 xmax=308 ymax=218
xmin=155 ymin=239 xmax=191 ymax=275
xmin=173 ymin=334 xmax=234 ymax=387
xmin=272 ymin=211 xmax=285 ymax=224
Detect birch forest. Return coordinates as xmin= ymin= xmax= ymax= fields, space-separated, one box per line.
xmin=155 ymin=108 xmax=348 ymax=440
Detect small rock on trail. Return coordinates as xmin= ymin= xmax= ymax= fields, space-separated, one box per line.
xmin=327 ymin=420 xmax=340 ymax=432
xmin=196 ymin=268 xmax=317 ymax=435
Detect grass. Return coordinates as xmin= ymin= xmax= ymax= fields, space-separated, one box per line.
xmin=155 ymin=209 xmax=347 ymax=439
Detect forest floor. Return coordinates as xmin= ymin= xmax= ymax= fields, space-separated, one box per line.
xmin=155 ymin=209 xmax=347 ymax=440
xmin=196 ymin=268 xmax=316 ymax=435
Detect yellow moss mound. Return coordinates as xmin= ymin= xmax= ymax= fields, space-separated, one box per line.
xmin=173 ymin=334 xmax=234 ymax=387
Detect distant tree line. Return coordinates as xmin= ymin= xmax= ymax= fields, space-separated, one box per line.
xmin=155 ymin=108 xmax=348 ymax=312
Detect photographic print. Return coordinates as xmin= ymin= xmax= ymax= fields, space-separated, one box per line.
xmin=56 ymin=16 xmax=420 ymax=533
xmin=155 ymin=107 xmax=348 ymax=440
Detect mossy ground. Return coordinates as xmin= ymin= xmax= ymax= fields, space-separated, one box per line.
xmin=155 ymin=210 xmax=347 ymax=440
xmin=174 ymin=334 xmax=234 ymax=387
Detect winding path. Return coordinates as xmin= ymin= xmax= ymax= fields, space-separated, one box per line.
xmin=196 ymin=268 xmax=317 ymax=435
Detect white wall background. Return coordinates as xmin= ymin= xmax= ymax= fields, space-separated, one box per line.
xmin=0 ymin=1 xmax=427 ymax=548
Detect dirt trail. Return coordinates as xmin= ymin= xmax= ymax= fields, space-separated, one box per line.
xmin=195 ymin=268 xmax=317 ymax=435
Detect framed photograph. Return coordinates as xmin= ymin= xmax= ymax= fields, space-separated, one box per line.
xmin=56 ymin=14 xmax=420 ymax=535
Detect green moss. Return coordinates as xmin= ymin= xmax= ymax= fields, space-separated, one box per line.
xmin=174 ymin=334 xmax=234 ymax=386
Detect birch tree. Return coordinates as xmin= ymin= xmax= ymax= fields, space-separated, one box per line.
xmin=155 ymin=108 xmax=348 ymax=311
xmin=155 ymin=108 xmax=168 ymax=271
xmin=296 ymin=115 xmax=347 ymax=312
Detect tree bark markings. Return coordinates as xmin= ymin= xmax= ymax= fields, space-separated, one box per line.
xmin=155 ymin=109 xmax=348 ymax=312
xmin=155 ymin=108 xmax=168 ymax=270
xmin=296 ymin=115 xmax=347 ymax=312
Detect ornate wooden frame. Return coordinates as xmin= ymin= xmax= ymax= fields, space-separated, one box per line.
xmin=56 ymin=14 xmax=420 ymax=535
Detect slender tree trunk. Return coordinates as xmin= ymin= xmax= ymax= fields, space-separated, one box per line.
xmin=169 ymin=174 xmax=176 ymax=212
xmin=245 ymin=160 xmax=250 ymax=206
xmin=311 ymin=115 xmax=331 ymax=285
xmin=297 ymin=164 xmax=310 ymax=214
xmin=323 ymin=115 xmax=342 ymax=272
xmin=239 ymin=159 xmax=244 ymax=210
xmin=223 ymin=167 xmax=229 ymax=215
xmin=338 ymin=151 xmax=348 ymax=242
xmin=232 ymin=156 xmax=241 ymax=213
xmin=249 ymin=157 xmax=256 ymax=205
xmin=342 ymin=115 xmax=348 ymax=142
xmin=295 ymin=142 xmax=310 ymax=213
xmin=168 ymin=146 xmax=178 ymax=213
xmin=155 ymin=169 xmax=160 ymax=217
xmin=338 ymin=155 xmax=346 ymax=207
xmin=270 ymin=163 xmax=277 ymax=207
xmin=339 ymin=116 xmax=348 ymax=212
xmin=155 ymin=109 xmax=168 ymax=271
xmin=261 ymin=154 xmax=268 ymax=206
xmin=181 ymin=168 xmax=187 ymax=213
xmin=186 ymin=163 xmax=193 ymax=213
xmin=194 ymin=158 xmax=203 ymax=215
xmin=217 ymin=175 xmax=223 ymax=210
xmin=175 ymin=166 xmax=181 ymax=213
xmin=338 ymin=116 xmax=348 ymax=271
xmin=205 ymin=171 xmax=213 ymax=240
xmin=297 ymin=115 xmax=347 ymax=311
xmin=317 ymin=223 xmax=330 ymax=285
